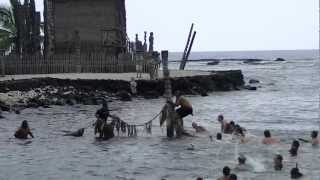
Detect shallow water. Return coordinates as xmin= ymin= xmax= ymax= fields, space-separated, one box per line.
xmin=0 ymin=53 xmax=320 ymax=180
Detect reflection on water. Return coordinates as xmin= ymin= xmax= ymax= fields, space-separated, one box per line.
xmin=0 ymin=58 xmax=319 ymax=180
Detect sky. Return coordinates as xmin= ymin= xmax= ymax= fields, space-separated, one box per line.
xmin=0 ymin=0 xmax=318 ymax=51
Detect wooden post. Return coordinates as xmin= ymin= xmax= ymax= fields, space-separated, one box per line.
xmin=161 ymin=50 xmax=175 ymax=137
xmin=180 ymin=31 xmax=196 ymax=70
xmin=180 ymin=23 xmax=194 ymax=70
xmin=0 ymin=50 xmax=5 ymax=77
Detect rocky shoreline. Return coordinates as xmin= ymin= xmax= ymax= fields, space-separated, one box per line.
xmin=0 ymin=70 xmax=244 ymax=111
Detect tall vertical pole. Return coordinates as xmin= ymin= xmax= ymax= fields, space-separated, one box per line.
xmin=179 ymin=24 xmax=196 ymax=70
xmin=181 ymin=24 xmax=194 ymax=60
xmin=182 ymin=31 xmax=197 ymax=69
xmin=162 ymin=50 xmax=175 ymax=137
xmin=318 ymin=0 xmax=320 ymax=130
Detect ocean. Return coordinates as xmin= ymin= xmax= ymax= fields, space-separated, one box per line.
xmin=0 ymin=50 xmax=319 ymax=180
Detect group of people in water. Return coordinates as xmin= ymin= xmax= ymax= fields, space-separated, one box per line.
xmin=197 ymin=114 xmax=319 ymax=180
xmin=10 ymin=92 xmax=320 ymax=180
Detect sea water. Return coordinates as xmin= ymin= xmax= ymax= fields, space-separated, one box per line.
xmin=0 ymin=50 xmax=319 ymax=180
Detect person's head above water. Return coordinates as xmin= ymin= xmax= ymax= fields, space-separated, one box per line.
xmin=192 ymin=122 xmax=198 ymax=128
xmin=222 ymin=166 xmax=231 ymax=176
xmin=311 ymin=131 xmax=318 ymax=139
xmin=229 ymin=174 xmax=237 ymax=180
xmin=292 ymin=140 xmax=300 ymax=148
xmin=290 ymin=140 xmax=300 ymax=156
xmin=238 ymin=155 xmax=246 ymax=165
xmin=291 ymin=164 xmax=303 ymax=179
xmin=218 ymin=114 xmax=224 ymax=122
xmin=21 ymin=120 xmax=29 ymax=129
xmin=274 ymin=154 xmax=283 ymax=170
xmin=264 ymin=130 xmax=271 ymax=138
xmin=216 ymin=133 xmax=222 ymax=140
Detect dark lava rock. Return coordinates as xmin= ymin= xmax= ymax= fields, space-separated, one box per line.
xmin=143 ymin=91 xmax=160 ymax=99
xmin=275 ymin=58 xmax=286 ymax=61
xmin=116 ymin=91 xmax=132 ymax=101
xmin=249 ymin=79 xmax=260 ymax=84
xmin=207 ymin=60 xmax=220 ymax=65
xmin=244 ymin=85 xmax=257 ymax=91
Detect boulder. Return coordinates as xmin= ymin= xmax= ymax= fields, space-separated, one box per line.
xmin=275 ymin=58 xmax=286 ymax=61
xmin=143 ymin=90 xmax=160 ymax=99
xmin=249 ymin=79 xmax=260 ymax=84
xmin=116 ymin=90 xmax=132 ymax=101
xmin=244 ymin=85 xmax=257 ymax=91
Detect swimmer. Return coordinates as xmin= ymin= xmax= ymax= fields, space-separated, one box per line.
xmin=229 ymin=174 xmax=237 ymax=180
xmin=216 ymin=133 xmax=222 ymax=140
xmin=274 ymin=154 xmax=283 ymax=171
xmin=262 ymin=130 xmax=279 ymax=145
xmin=218 ymin=166 xmax=230 ymax=180
xmin=192 ymin=122 xmax=206 ymax=132
xmin=234 ymin=155 xmax=251 ymax=171
xmin=311 ymin=131 xmax=319 ymax=146
xmin=290 ymin=164 xmax=303 ymax=179
xmin=14 ymin=120 xmax=34 ymax=139
xmin=289 ymin=140 xmax=300 ymax=157
xmin=217 ymin=115 xmax=228 ymax=133
xmin=224 ymin=121 xmax=235 ymax=134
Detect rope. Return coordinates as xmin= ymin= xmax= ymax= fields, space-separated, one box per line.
xmin=111 ymin=110 xmax=162 ymax=127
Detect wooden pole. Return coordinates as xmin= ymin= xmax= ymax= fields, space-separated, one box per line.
xmin=183 ymin=31 xmax=197 ymax=67
xmin=180 ymin=23 xmax=194 ymax=70
xmin=0 ymin=51 xmax=5 ymax=77
xmin=161 ymin=50 xmax=175 ymax=137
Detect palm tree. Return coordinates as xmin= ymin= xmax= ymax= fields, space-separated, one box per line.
xmin=0 ymin=0 xmax=19 ymax=53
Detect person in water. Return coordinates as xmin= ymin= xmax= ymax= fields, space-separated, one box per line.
xmin=234 ymin=155 xmax=251 ymax=171
xmin=290 ymin=164 xmax=303 ymax=179
xmin=274 ymin=154 xmax=283 ymax=171
xmin=224 ymin=121 xmax=235 ymax=134
xmin=311 ymin=130 xmax=319 ymax=146
xmin=218 ymin=166 xmax=231 ymax=180
xmin=229 ymin=174 xmax=237 ymax=180
xmin=217 ymin=114 xmax=228 ymax=133
xmin=216 ymin=133 xmax=222 ymax=140
xmin=94 ymin=100 xmax=111 ymax=138
xmin=14 ymin=120 xmax=34 ymax=139
xmin=175 ymin=91 xmax=193 ymax=125
xmin=289 ymin=140 xmax=300 ymax=157
xmin=192 ymin=122 xmax=206 ymax=132
xmin=262 ymin=130 xmax=279 ymax=145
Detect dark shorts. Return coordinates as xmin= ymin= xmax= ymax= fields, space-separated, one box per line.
xmin=176 ymin=107 xmax=193 ymax=119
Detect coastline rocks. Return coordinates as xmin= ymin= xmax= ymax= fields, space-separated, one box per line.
xmin=243 ymin=59 xmax=263 ymax=64
xmin=207 ymin=60 xmax=220 ymax=65
xmin=244 ymin=85 xmax=257 ymax=91
xmin=116 ymin=91 xmax=132 ymax=101
xmin=0 ymin=70 xmax=244 ymax=108
xmin=275 ymin=58 xmax=286 ymax=62
xmin=249 ymin=79 xmax=260 ymax=84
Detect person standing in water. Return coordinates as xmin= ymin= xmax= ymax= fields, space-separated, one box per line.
xmin=14 ymin=120 xmax=34 ymax=139
xmin=175 ymin=91 xmax=193 ymax=127
xmin=94 ymin=100 xmax=111 ymax=138
xmin=262 ymin=130 xmax=279 ymax=145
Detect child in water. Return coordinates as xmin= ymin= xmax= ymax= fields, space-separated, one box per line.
xmin=14 ymin=120 xmax=34 ymax=139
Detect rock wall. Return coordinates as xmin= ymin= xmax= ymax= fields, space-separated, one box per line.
xmin=0 ymin=70 xmax=244 ymax=109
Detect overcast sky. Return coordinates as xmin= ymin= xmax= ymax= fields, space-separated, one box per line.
xmin=0 ymin=0 xmax=318 ymax=51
